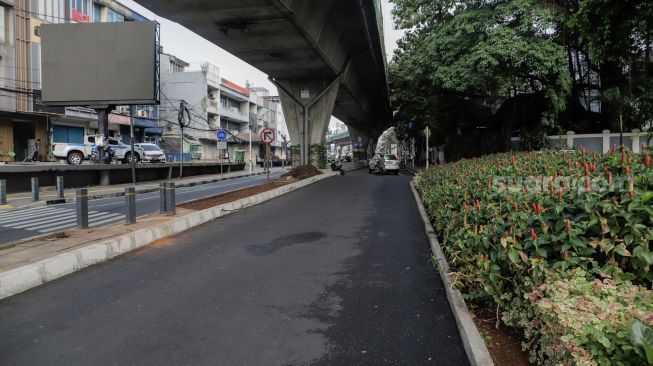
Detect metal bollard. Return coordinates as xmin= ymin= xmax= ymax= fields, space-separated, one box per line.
xmin=165 ymin=182 xmax=176 ymax=216
xmin=125 ymin=187 xmax=136 ymax=225
xmin=31 ymin=177 xmax=39 ymax=202
xmin=159 ymin=182 xmax=167 ymax=214
xmin=0 ymin=179 xmax=6 ymax=205
xmin=56 ymin=176 xmax=65 ymax=200
xmin=76 ymin=188 xmax=88 ymax=229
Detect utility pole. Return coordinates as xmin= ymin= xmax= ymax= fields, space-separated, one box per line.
xmin=178 ymin=100 xmax=190 ymax=179
xmin=249 ymin=128 xmax=253 ymax=173
xmin=281 ymin=133 xmax=287 ymax=169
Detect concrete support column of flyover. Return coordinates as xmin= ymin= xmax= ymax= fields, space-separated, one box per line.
xmin=347 ymin=126 xmax=371 ymax=162
xmin=270 ymin=77 xmax=341 ymax=166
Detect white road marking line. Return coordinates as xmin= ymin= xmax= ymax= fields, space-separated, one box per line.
xmin=0 ymin=208 xmax=68 ymax=225
xmin=13 ymin=211 xmax=106 ymax=230
xmin=0 ymin=206 xmax=48 ymax=218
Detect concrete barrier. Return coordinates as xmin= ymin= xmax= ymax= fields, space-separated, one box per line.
xmin=0 ymin=162 xmax=246 ymax=193
xmin=0 ymin=172 xmax=336 ymax=300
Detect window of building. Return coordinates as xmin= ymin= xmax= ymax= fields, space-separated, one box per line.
xmin=0 ymin=6 xmax=7 ymax=44
xmin=72 ymin=0 xmax=88 ymax=14
xmin=107 ymin=9 xmax=124 ymax=22
xmin=93 ymin=3 xmax=102 ymax=22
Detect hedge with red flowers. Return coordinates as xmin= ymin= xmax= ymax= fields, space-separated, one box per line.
xmin=415 ymin=148 xmax=653 ymax=365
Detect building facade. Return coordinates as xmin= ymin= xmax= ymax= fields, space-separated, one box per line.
xmin=159 ymin=55 xmax=286 ymax=163
xmin=0 ymin=0 xmax=160 ymax=162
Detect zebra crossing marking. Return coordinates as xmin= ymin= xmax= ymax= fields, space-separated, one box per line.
xmin=0 ymin=206 xmax=125 ymax=234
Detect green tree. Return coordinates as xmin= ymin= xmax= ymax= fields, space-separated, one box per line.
xmin=390 ymin=0 xmax=571 ymax=156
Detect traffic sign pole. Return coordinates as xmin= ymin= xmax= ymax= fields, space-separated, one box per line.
xmin=216 ymin=129 xmax=228 ymax=179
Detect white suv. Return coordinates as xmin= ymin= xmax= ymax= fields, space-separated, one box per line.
xmin=382 ymin=154 xmax=400 ymax=174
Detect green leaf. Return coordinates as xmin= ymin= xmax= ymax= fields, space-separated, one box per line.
xmin=631 ymin=321 xmax=653 ymax=363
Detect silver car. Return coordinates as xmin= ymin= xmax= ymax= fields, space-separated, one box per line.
xmin=135 ymin=143 xmax=166 ymax=163
xmin=368 ymin=154 xmax=400 ymax=175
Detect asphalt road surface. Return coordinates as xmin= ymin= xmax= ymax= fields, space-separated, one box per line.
xmin=0 ymin=169 xmax=468 ymax=365
xmin=0 ymin=169 xmax=284 ymax=244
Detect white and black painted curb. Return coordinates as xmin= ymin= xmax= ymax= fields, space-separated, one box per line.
xmin=0 ymin=172 xmax=336 ymax=300
xmin=410 ymin=181 xmax=494 ymax=366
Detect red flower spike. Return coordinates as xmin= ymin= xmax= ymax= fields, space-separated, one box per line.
xmin=531 ymin=228 xmax=538 ymax=241
xmin=558 ymin=188 xmax=564 ymax=201
xmin=621 ymin=149 xmax=626 ymax=163
xmin=608 ymin=171 xmax=613 ymax=185
xmin=626 ymin=167 xmax=631 ymax=175
xmin=584 ymin=162 xmax=589 ymax=176
xmin=511 ymin=155 xmax=516 ymax=166
xmin=645 ymin=154 xmax=650 ymax=168
xmin=630 ymin=191 xmax=635 ymax=200
xmin=514 ymin=202 xmax=518 ymax=211
xmin=566 ymin=218 xmax=571 ymax=232
xmin=585 ymin=177 xmax=591 ymax=193
xmin=575 ymin=161 xmax=579 ymax=169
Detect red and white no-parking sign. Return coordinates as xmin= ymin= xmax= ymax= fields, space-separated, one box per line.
xmin=260 ymin=128 xmax=276 ymax=145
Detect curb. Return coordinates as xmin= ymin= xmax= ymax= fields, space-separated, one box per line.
xmin=0 ymin=172 xmax=335 ymax=300
xmin=410 ymin=181 xmax=494 ymax=366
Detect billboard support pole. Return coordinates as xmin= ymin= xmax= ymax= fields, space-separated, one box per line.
xmin=96 ymin=108 xmax=108 ymax=164
xmin=129 ymin=105 xmax=137 ymax=186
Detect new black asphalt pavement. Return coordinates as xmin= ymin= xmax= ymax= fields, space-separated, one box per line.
xmin=0 ymin=169 xmax=468 ymax=365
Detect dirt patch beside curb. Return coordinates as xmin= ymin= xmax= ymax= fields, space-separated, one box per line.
xmin=178 ymin=179 xmax=295 ymax=210
xmin=281 ymin=165 xmax=322 ymax=180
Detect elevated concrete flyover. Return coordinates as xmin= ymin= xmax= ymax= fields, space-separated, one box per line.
xmin=135 ymin=0 xmax=391 ymax=165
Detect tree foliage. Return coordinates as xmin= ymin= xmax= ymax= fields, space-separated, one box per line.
xmin=390 ymin=0 xmax=653 ymax=158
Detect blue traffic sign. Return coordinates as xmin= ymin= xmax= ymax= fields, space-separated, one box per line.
xmin=216 ymin=129 xmax=228 ymax=141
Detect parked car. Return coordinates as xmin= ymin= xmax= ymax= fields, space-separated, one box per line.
xmin=368 ymin=154 xmax=400 ymax=175
xmin=135 ymin=143 xmax=166 ymax=163
xmin=383 ymin=154 xmax=400 ymax=174
xmin=51 ymin=135 xmax=144 ymax=165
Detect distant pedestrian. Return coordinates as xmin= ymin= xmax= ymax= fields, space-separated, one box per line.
xmin=31 ymin=139 xmax=40 ymax=162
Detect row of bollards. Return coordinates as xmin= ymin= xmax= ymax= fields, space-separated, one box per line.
xmin=0 ymin=177 xmax=65 ymax=204
xmin=74 ymin=181 xmax=176 ymax=229
xmin=2 ymin=177 xmax=177 ymax=229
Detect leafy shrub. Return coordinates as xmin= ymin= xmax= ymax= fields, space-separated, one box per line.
xmin=520 ymin=268 xmax=653 ymax=365
xmin=415 ymin=148 xmax=653 ymax=364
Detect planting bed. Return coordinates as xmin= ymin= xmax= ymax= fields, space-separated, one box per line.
xmin=416 ymin=148 xmax=653 ymax=365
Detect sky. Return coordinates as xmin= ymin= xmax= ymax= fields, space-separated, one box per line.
xmin=121 ymin=0 xmax=404 ymax=131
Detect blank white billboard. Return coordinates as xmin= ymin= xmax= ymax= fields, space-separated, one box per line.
xmin=41 ymin=21 xmax=158 ymax=105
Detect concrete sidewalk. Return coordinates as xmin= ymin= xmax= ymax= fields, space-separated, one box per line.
xmin=1 ymin=167 xmax=284 ymax=210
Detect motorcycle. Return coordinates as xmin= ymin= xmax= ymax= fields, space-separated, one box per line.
xmin=372 ymin=160 xmax=384 ymax=176
xmin=330 ymin=161 xmax=345 ymax=176
xmin=89 ymin=145 xmax=118 ymax=164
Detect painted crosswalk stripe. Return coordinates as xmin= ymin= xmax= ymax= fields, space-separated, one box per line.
xmin=12 ymin=211 xmax=105 ymax=230
xmin=39 ymin=214 xmax=124 ymax=233
xmin=0 ymin=209 xmax=68 ymax=225
xmin=0 ymin=207 xmax=63 ymax=221
xmin=0 ymin=206 xmax=45 ymax=219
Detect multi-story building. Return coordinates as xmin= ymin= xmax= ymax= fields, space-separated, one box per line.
xmin=160 ymin=54 xmax=286 ymax=163
xmin=0 ymin=0 xmax=161 ymax=162
xmin=0 ymin=0 xmax=17 ymax=162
